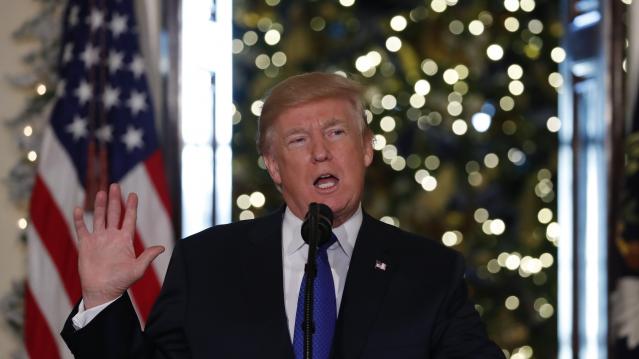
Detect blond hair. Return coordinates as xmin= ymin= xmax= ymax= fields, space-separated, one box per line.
xmin=257 ymin=72 xmax=371 ymax=155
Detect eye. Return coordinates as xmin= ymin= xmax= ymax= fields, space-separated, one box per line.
xmin=288 ymin=136 xmax=306 ymax=146
xmin=328 ymin=127 xmax=346 ymax=138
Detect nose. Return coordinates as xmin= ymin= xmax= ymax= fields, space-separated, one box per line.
xmin=311 ymin=137 xmax=331 ymax=163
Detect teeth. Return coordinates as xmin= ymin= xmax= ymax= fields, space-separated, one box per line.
xmin=314 ymin=174 xmax=337 ymax=189
xmin=317 ymin=181 xmax=336 ymax=189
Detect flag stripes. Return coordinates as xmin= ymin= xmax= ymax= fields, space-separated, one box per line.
xmin=30 ymin=176 xmax=82 ymax=299
xmin=25 ymin=287 xmax=63 ymax=359
xmin=27 ymin=226 xmax=74 ymax=359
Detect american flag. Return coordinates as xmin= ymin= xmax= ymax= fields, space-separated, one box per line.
xmin=25 ymin=1 xmax=174 ymax=358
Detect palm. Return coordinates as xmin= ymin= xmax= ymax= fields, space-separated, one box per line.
xmin=74 ymin=184 xmax=164 ymax=308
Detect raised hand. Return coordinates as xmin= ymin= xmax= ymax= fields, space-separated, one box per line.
xmin=74 ymin=183 xmax=165 ymax=309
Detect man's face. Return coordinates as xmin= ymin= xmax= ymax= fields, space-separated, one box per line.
xmin=263 ymin=97 xmax=373 ymax=227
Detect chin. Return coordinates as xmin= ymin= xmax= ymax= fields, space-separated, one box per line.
xmin=326 ymin=201 xmax=354 ymax=220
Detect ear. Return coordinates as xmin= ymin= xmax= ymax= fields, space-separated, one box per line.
xmin=263 ymin=154 xmax=282 ymax=185
xmin=363 ymin=132 xmax=374 ymax=167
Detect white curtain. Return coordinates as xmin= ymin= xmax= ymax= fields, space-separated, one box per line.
xmin=135 ymin=0 xmax=162 ymax=126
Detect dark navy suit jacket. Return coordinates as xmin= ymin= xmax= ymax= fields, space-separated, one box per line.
xmin=61 ymin=210 xmax=504 ymax=358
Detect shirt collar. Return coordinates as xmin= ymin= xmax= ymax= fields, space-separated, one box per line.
xmin=283 ymin=205 xmax=362 ymax=258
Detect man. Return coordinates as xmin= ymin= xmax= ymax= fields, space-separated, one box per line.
xmin=62 ymin=72 xmax=504 ymax=358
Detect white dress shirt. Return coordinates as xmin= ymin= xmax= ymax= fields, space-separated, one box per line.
xmin=281 ymin=206 xmax=361 ymax=340
xmin=73 ymin=206 xmax=363 ymax=339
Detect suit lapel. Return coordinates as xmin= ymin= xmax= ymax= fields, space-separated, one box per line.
xmin=241 ymin=210 xmax=295 ymax=358
xmin=334 ymin=213 xmax=395 ymax=358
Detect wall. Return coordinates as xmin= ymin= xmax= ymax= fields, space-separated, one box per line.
xmin=0 ymin=1 xmax=39 ymax=356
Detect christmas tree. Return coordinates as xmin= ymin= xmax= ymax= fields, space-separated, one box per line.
xmin=231 ymin=0 xmax=561 ymax=357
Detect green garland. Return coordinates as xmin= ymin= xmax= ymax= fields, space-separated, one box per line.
xmin=1 ymin=0 xmax=64 ymax=345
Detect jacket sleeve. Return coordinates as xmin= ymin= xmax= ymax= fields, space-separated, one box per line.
xmin=61 ymin=241 xmax=191 ymax=359
xmin=430 ymin=254 xmax=505 ymax=359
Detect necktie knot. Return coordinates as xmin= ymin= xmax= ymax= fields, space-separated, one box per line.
xmin=319 ymin=233 xmax=337 ymax=253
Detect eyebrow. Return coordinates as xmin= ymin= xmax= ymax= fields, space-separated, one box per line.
xmin=281 ymin=118 xmax=348 ymax=138
xmin=282 ymin=127 xmax=307 ymax=138
xmin=321 ymin=118 xmax=345 ymax=129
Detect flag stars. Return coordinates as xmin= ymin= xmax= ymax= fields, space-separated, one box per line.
xmin=63 ymin=44 xmax=74 ymax=63
xmin=108 ymin=51 xmax=124 ymax=73
xmin=121 ymin=126 xmax=144 ymax=151
xmin=68 ymin=6 xmax=80 ymax=26
xmin=102 ymin=85 xmax=120 ymax=109
xmin=66 ymin=116 xmax=88 ymax=141
xmin=80 ymin=44 xmax=99 ymax=69
xmin=74 ymin=80 xmax=93 ymax=105
xmin=87 ymin=9 xmax=105 ymax=30
xmin=110 ymin=13 xmax=128 ymax=38
xmin=127 ymin=90 xmax=147 ymax=115
xmin=96 ymin=124 xmax=113 ymax=143
xmin=129 ymin=55 xmax=145 ymax=78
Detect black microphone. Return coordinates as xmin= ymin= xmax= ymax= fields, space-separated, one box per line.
xmin=300 ymin=203 xmax=333 ymax=359
xmin=301 ymin=203 xmax=333 ymax=247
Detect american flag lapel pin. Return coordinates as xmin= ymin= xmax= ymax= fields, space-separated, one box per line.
xmin=375 ymin=260 xmax=387 ymax=271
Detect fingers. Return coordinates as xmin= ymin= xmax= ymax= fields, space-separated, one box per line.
xmin=92 ymin=190 xmax=107 ymax=231
xmin=73 ymin=207 xmax=90 ymax=239
xmin=121 ymin=192 xmax=138 ymax=235
xmin=135 ymin=246 xmax=165 ymax=276
xmin=106 ymin=183 xmax=122 ymax=229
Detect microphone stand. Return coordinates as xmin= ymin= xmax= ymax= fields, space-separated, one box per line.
xmin=303 ymin=205 xmax=320 ymax=359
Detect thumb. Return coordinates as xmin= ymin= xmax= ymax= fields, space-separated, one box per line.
xmin=135 ymin=245 xmax=166 ymax=275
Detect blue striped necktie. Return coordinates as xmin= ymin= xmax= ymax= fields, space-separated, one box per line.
xmin=293 ymin=234 xmax=338 ymax=359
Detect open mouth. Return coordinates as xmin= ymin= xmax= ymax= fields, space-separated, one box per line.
xmin=314 ymin=174 xmax=339 ymax=190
